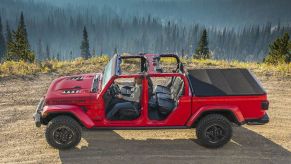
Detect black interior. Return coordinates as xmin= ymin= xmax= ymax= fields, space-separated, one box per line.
xmin=148 ymin=76 xmax=184 ymax=120
xmin=119 ymin=76 xmax=153 ymax=97
xmin=120 ymin=86 xmax=134 ymax=96
xmin=104 ymin=75 xmax=184 ymax=121
xmin=104 ymin=82 xmax=140 ymax=121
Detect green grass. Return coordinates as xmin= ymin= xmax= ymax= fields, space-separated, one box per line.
xmin=186 ymin=58 xmax=291 ymax=77
xmin=0 ymin=56 xmax=109 ymax=77
xmin=0 ymin=56 xmax=290 ymax=78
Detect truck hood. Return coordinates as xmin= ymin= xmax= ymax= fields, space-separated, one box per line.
xmin=51 ymin=73 xmax=98 ymax=91
xmin=45 ymin=73 xmax=102 ymax=105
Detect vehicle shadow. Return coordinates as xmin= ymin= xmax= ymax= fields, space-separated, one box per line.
xmin=58 ymin=127 xmax=291 ymax=164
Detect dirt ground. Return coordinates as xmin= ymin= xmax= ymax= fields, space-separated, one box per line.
xmin=0 ymin=73 xmax=290 ymax=164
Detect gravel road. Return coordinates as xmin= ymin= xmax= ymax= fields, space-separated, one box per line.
xmin=0 ymin=74 xmax=290 ymax=164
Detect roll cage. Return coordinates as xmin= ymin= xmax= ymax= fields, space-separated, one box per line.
xmin=100 ymin=53 xmax=185 ymax=90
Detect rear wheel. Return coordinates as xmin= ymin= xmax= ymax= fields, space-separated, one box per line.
xmin=45 ymin=116 xmax=81 ymax=149
xmin=196 ymin=114 xmax=232 ymax=148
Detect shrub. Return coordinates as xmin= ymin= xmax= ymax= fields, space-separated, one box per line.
xmin=0 ymin=55 xmax=290 ymax=78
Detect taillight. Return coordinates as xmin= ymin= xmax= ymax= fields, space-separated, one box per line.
xmin=261 ymin=100 xmax=269 ymax=110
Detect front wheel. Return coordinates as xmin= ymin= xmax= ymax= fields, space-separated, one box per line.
xmin=196 ymin=114 xmax=232 ymax=148
xmin=45 ymin=116 xmax=82 ymax=149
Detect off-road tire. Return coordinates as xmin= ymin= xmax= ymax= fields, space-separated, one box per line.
xmin=45 ymin=116 xmax=82 ymax=149
xmin=196 ymin=114 xmax=232 ymax=148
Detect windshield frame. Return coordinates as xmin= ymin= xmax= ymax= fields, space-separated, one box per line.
xmin=101 ymin=54 xmax=121 ymax=89
xmin=100 ymin=54 xmax=148 ymax=90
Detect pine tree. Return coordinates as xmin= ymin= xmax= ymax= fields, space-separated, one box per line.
xmin=45 ymin=44 xmax=50 ymax=60
xmin=0 ymin=17 xmax=6 ymax=61
xmin=5 ymin=23 xmax=14 ymax=61
xmin=6 ymin=12 xmax=35 ymax=62
xmin=92 ymin=48 xmax=96 ymax=57
xmin=69 ymin=51 xmax=73 ymax=60
xmin=264 ymin=32 xmax=290 ymax=64
xmin=114 ymin=47 xmax=118 ymax=54
xmin=80 ymin=26 xmax=90 ymax=59
xmin=6 ymin=31 xmax=17 ymax=61
xmin=194 ymin=29 xmax=210 ymax=59
xmin=37 ymin=39 xmax=43 ymax=61
xmin=181 ymin=48 xmax=185 ymax=58
xmin=5 ymin=22 xmax=12 ymax=47
xmin=16 ymin=12 xmax=34 ymax=62
xmin=100 ymin=48 xmax=103 ymax=56
xmin=57 ymin=53 xmax=60 ymax=61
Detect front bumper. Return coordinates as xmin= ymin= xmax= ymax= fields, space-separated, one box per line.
xmin=33 ymin=98 xmax=45 ymax=127
xmin=246 ymin=113 xmax=269 ymax=125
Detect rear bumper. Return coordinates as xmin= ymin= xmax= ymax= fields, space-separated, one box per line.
xmin=33 ymin=98 xmax=45 ymax=127
xmin=245 ymin=113 xmax=269 ymax=125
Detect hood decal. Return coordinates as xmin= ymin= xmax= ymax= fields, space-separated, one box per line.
xmin=68 ymin=76 xmax=84 ymax=81
xmin=52 ymin=73 xmax=96 ymax=91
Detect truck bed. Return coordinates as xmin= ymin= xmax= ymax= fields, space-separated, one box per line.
xmin=187 ymin=69 xmax=266 ymax=97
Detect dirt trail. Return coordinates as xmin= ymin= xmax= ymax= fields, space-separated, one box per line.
xmin=0 ymin=74 xmax=290 ymax=164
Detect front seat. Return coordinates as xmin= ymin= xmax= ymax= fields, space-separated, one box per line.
xmin=118 ymin=107 xmax=140 ymax=120
xmin=107 ymin=102 xmax=140 ymax=120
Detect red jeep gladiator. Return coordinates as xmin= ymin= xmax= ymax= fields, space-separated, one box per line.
xmin=33 ymin=54 xmax=269 ymax=149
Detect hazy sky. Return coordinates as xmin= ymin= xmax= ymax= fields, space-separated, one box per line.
xmin=31 ymin=0 xmax=291 ymax=28
xmin=1 ymin=0 xmax=290 ymax=60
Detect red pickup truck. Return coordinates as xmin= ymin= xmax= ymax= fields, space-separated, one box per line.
xmin=34 ymin=54 xmax=269 ymax=149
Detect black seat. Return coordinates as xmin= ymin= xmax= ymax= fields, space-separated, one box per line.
xmin=154 ymin=78 xmax=173 ymax=94
xmin=108 ymin=102 xmax=140 ymax=120
xmin=155 ymin=77 xmax=184 ymax=115
xmin=107 ymin=82 xmax=143 ymax=120
xmin=155 ymin=76 xmax=183 ymax=95
xmin=119 ymin=80 xmax=143 ymax=120
xmin=120 ymin=77 xmax=153 ymax=97
xmin=154 ymin=68 xmax=183 ymax=94
xmin=155 ymin=85 xmax=171 ymax=94
xmin=118 ymin=105 xmax=140 ymax=120
xmin=156 ymin=96 xmax=175 ymax=115
xmin=120 ymin=86 xmax=134 ymax=96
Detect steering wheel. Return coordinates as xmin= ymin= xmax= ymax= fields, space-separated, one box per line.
xmin=109 ymin=83 xmax=121 ymax=96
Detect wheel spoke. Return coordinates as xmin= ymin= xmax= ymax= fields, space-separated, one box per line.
xmin=53 ymin=126 xmax=74 ymax=145
xmin=205 ymin=125 xmax=225 ymax=143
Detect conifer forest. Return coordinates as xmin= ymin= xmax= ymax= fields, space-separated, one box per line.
xmin=0 ymin=0 xmax=291 ymax=62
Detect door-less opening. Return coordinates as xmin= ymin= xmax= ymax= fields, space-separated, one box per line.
xmin=104 ymin=77 xmax=143 ymax=120
xmin=148 ymin=75 xmax=185 ymax=120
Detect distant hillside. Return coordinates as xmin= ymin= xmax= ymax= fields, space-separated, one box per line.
xmin=20 ymin=0 xmax=291 ymax=28
xmin=0 ymin=0 xmax=291 ymax=61
xmin=0 ymin=56 xmax=290 ymax=78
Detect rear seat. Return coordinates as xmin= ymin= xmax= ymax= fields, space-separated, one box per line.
xmin=154 ymin=67 xmax=183 ymax=94
xmin=155 ymin=77 xmax=184 ymax=115
xmin=155 ymin=85 xmax=171 ymax=94
xmin=154 ymin=82 xmax=172 ymax=94
xmin=155 ymin=76 xmax=181 ymax=94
